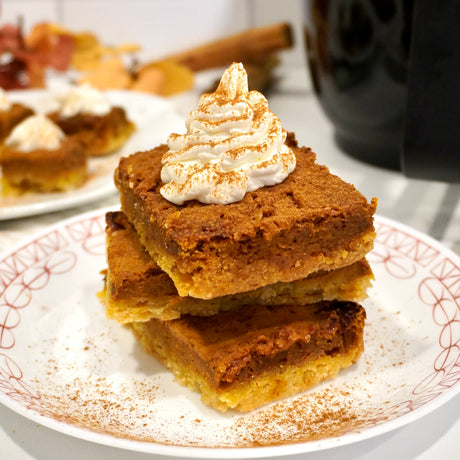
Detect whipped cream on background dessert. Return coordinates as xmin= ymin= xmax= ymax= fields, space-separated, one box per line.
xmin=5 ymin=115 xmax=65 ymax=152
xmin=0 ymin=88 xmax=12 ymax=111
xmin=58 ymin=84 xmax=111 ymax=118
xmin=160 ymin=62 xmax=296 ymax=205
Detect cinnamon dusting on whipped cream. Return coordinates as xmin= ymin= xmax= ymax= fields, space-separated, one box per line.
xmin=160 ymin=62 xmax=296 ymax=205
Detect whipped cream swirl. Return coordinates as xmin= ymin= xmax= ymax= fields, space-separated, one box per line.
xmin=5 ymin=115 xmax=65 ymax=152
xmin=160 ymin=62 xmax=296 ymax=205
xmin=58 ymin=84 xmax=111 ymax=118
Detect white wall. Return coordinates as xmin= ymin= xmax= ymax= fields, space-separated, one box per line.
xmin=1 ymin=0 xmax=305 ymax=69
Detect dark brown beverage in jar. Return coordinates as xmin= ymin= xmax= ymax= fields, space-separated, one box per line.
xmin=305 ymin=0 xmax=413 ymax=170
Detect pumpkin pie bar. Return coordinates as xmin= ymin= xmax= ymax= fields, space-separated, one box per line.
xmin=103 ymin=210 xmax=374 ymax=322
xmin=129 ymin=300 xmax=366 ymax=412
xmin=115 ymin=133 xmax=377 ymax=299
xmin=0 ymin=115 xmax=88 ymax=194
xmin=48 ymin=106 xmax=134 ymax=156
xmin=47 ymin=84 xmax=135 ymax=157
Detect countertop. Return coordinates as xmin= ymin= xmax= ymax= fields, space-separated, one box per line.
xmin=0 ymin=67 xmax=459 ymax=460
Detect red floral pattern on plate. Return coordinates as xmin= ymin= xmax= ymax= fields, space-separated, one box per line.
xmin=0 ymin=215 xmax=105 ymax=397
xmin=368 ymin=219 xmax=460 ymax=418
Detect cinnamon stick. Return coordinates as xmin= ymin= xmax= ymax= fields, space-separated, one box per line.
xmin=163 ymin=22 xmax=293 ymax=72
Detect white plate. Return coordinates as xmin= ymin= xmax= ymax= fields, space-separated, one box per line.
xmin=0 ymin=211 xmax=459 ymax=458
xmin=0 ymin=89 xmax=184 ymax=220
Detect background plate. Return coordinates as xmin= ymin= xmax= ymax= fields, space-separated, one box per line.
xmin=0 ymin=89 xmax=184 ymax=220
xmin=0 ymin=210 xmax=459 ymax=458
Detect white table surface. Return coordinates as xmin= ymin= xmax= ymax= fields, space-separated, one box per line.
xmin=0 ymin=67 xmax=459 ymax=460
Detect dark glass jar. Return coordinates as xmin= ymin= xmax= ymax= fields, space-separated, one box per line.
xmin=305 ymin=0 xmax=413 ymax=170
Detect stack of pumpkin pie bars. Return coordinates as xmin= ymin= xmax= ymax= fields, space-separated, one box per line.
xmin=100 ymin=63 xmax=377 ymax=412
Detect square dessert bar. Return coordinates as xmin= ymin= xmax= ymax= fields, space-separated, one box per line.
xmin=115 ymin=133 xmax=377 ymax=299
xmin=103 ymin=211 xmax=374 ymax=322
xmin=129 ymin=300 xmax=366 ymax=412
xmin=0 ymin=137 xmax=88 ymax=194
xmin=48 ymin=106 xmax=135 ymax=157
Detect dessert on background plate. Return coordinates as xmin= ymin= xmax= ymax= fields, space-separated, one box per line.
xmin=47 ymin=83 xmax=135 ymax=157
xmin=0 ymin=88 xmax=35 ymax=141
xmin=102 ymin=62 xmax=377 ymax=412
xmin=0 ymin=114 xmax=88 ymax=194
